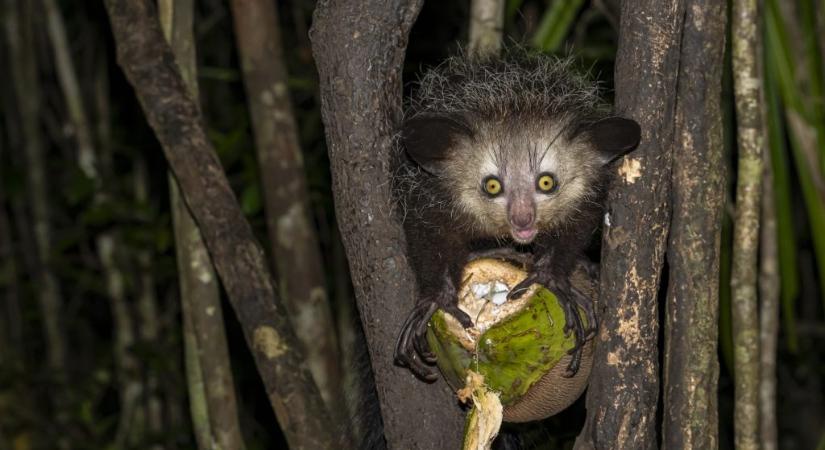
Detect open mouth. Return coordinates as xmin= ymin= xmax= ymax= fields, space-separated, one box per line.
xmin=511 ymin=227 xmax=538 ymax=244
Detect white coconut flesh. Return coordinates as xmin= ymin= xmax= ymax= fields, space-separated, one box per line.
xmin=443 ymin=258 xmax=541 ymax=351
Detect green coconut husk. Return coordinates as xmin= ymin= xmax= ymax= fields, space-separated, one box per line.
xmin=427 ymin=258 xmax=596 ymax=450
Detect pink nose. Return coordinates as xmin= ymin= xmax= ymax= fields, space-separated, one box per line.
xmin=508 ymin=199 xmax=535 ymax=228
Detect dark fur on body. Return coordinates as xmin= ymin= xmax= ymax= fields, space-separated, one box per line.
xmin=393 ymin=49 xmax=641 ymax=380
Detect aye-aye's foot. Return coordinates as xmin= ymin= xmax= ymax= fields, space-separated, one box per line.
xmin=394 ymin=300 xmax=473 ymax=381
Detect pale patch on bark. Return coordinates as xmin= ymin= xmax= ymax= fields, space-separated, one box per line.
xmin=254 ymin=326 xmax=288 ymax=359
xmin=277 ymin=203 xmax=310 ymax=251
xmin=618 ymin=157 xmax=643 ymax=184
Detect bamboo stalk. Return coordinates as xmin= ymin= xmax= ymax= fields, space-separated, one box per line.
xmin=469 ymin=0 xmax=505 ymax=56
xmin=42 ymin=0 xmax=97 ymax=179
xmin=759 ymin=131 xmax=780 ymax=450
xmin=731 ymin=0 xmax=764 ymax=448
xmin=158 ymin=1 xmax=246 ymax=449
xmin=3 ymin=0 xmax=67 ymax=382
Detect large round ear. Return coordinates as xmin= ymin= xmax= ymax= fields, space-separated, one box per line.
xmin=401 ymin=113 xmax=473 ymax=174
xmin=586 ymin=117 xmax=642 ymax=165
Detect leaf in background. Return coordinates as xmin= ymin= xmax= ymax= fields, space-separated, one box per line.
xmin=505 ymin=0 xmax=525 ymax=23
xmin=798 ymin=0 xmax=825 ymax=174
xmin=531 ymin=0 xmax=585 ymax=53
xmin=766 ymin=0 xmax=825 ymax=316
xmin=65 ymin=168 xmax=97 ymax=206
xmin=241 ymin=183 xmax=262 ymax=216
xmin=765 ymin=44 xmax=799 ymax=352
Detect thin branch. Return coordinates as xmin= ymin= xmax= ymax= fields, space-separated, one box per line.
xmin=759 ymin=143 xmax=780 ymax=450
xmin=731 ymin=0 xmax=765 ymax=447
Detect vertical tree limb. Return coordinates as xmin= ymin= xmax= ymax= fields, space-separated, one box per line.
xmin=662 ymin=1 xmax=726 ymax=448
xmin=469 ymin=0 xmax=505 ymax=56
xmin=3 ymin=0 xmax=67 ymax=381
xmin=760 ymin=49 xmax=789 ymax=450
xmin=311 ymin=1 xmax=465 ymax=448
xmin=103 ymin=1 xmax=338 ymax=448
xmin=157 ymin=1 xmax=246 ymax=449
xmin=42 ymin=0 xmax=97 ymax=179
xmin=759 ymin=148 xmax=779 ymax=450
xmin=228 ymin=0 xmax=343 ymax=422
xmin=731 ymin=0 xmax=764 ymax=448
xmin=576 ymin=1 xmax=684 ymax=448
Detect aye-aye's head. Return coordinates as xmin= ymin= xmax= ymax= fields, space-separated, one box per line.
xmin=402 ymin=50 xmax=641 ymax=244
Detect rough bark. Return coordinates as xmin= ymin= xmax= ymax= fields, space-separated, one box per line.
xmin=228 ymin=0 xmax=343 ymax=422
xmin=576 ymin=1 xmax=685 ymax=449
xmin=662 ymin=2 xmax=726 ymax=448
xmin=103 ymin=1 xmax=338 ymax=448
xmin=469 ymin=0 xmax=505 ymax=56
xmin=731 ymin=0 xmax=764 ymax=448
xmin=311 ymin=1 xmax=465 ymax=448
xmin=158 ymin=1 xmax=248 ymax=449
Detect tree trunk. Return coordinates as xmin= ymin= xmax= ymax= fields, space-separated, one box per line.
xmin=103 ymin=1 xmax=338 ymax=448
xmin=662 ymin=1 xmax=726 ymax=448
xmin=576 ymin=1 xmax=685 ymax=448
xmin=228 ymin=0 xmax=343 ymax=422
xmin=158 ymin=1 xmax=247 ymax=449
xmin=311 ymin=1 xmax=465 ymax=448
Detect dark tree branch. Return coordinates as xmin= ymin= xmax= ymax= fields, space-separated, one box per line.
xmin=102 ymin=1 xmax=338 ymax=448
xmin=576 ymin=1 xmax=685 ymax=448
xmin=662 ymin=0 xmax=726 ymax=447
xmin=311 ymin=1 xmax=465 ymax=448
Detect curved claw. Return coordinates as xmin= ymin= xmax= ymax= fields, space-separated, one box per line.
xmin=442 ymin=303 xmax=474 ymax=328
xmin=557 ymin=292 xmax=589 ymax=377
xmin=394 ymin=301 xmax=440 ymax=381
xmin=507 ymin=274 xmax=539 ymax=300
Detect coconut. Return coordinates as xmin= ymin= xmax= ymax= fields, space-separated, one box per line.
xmin=426 ymin=258 xmax=595 ymax=425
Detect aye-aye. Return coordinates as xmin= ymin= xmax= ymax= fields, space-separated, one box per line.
xmin=392 ymin=49 xmax=641 ymax=381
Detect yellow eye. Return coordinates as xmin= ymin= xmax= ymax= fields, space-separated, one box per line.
xmin=537 ymin=173 xmax=556 ymax=192
xmin=483 ymin=176 xmax=502 ymax=196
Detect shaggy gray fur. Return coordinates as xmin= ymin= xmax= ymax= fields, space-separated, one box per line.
xmin=407 ymin=49 xmax=608 ymax=123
